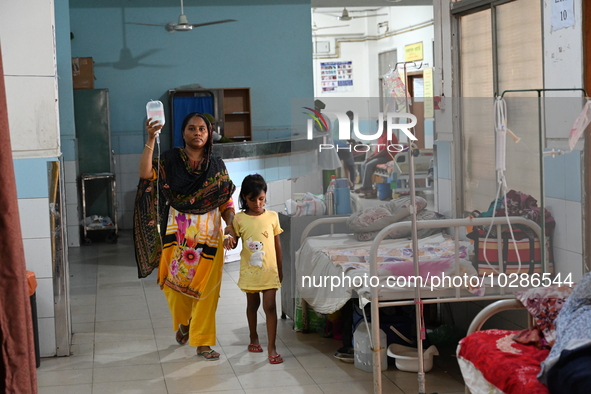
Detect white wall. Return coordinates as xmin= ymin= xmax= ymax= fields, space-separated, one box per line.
xmin=0 ymin=0 xmax=60 ymax=158
xmin=312 ymin=6 xmax=434 ymax=101
xmin=542 ymin=0 xmax=585 ymax=280
xmin=1 ymin=0 xmax=61 ymax=357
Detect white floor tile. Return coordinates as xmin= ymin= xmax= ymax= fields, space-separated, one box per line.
xmin=36 ymin=368 xmax=93 ymax=387
xmin=37 ymin=384 xmax=92 ymax=394
xmin=46 ymin=229 xmax=468 ymax=394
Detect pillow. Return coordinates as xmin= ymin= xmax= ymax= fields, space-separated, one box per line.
xmin=353 ymin=210 xmax=444 ymax=242
xmin=347 ymin=206 xmax=395 ymax=233
xmin=385 ymin=195 xmax=427 ymax=216
xmin=514 ymin=285 xmax=574 ymax=348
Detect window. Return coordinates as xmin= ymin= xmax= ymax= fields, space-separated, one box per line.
xmin=457 ymin=0 xmax=543 ymax=212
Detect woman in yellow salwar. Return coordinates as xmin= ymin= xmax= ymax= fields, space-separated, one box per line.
xmin=133 ymin=112 xmax=236 ymax=360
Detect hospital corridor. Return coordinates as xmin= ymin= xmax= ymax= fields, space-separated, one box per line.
xmin=35 ymin=228 xmax=466 ymax=394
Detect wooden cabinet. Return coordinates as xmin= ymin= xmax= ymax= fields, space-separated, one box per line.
xmin=221 ymin=88 xmax=251 ymax=141
xmin=169 ymin=87 xmax=252 ymax=144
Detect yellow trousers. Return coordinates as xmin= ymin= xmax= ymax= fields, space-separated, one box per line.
xmin=162 ymin=237 xmax=224 ymax=347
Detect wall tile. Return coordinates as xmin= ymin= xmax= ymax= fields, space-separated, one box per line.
xmin=18 ymin=198 xmax=51 ymax=239
xmin=65 ymin=182 xmax=78 ymax=205
xmin=544 ymin=155 xmax=566 ymax=200
xmin=23 ymin=238 xmax=53 ymax=279
xmin=61 ymin=138 xmax=77 ymax=162
xmin=118 ymin=154 xmax=142 ymax=174
xmin=119 ymin=172 xmax=139 ymax=195
xmin=264 ymin=157 xmax=279 ymax=182
xmin=13 ymin=158 xmax=52 ymax=199
xmin=38 ymin=317 xmax=57 ymax=357
xmin=434 ymin=141 xmax=451 ymax=180
xmin=565 ymin=200 xmax=582 ymax=254
xmin=553 ymin=248 xmax=583 ymax=282
xmin=68 ymin=225 xmax=80 ymax=247
xmin=437 ymin=178 xmax=452 ymax=217
xmin=267 ymin=181 xmax=284 ymax=208
xmin=36 ymin=277 xmax=55 ymax=318
xmin=117 ymin=135 xmax=144 ymax=155
xmin=564 ymin=152 xmax=582 ymax=202
xmin=546 ymin=197 xmax=567 ymax=251
xmin=63 ymin=160 xmax=78 ymax=183
xmin=283 ymin=181 xmax=292 ymax=200
xmin=67 ymin=201 xmax=80 ymax=227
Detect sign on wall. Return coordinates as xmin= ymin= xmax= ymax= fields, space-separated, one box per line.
xmin=551 ymin=0 xmax=574 ymax=31
xmin=321 ymin=61 xmax=353 ymax=93
xmin=404 ymin=42 xmax=423 ymax=62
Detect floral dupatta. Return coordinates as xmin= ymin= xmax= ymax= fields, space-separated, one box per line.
xmin=133 ymin=147 xmax=235 ymax=278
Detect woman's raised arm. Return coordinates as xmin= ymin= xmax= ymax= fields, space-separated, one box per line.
xmin=139 ymin=118 xmax=162 ymax=179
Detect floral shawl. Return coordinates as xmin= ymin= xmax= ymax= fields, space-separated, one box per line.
xmin=133 ymin=147 xmax=235 ymax=278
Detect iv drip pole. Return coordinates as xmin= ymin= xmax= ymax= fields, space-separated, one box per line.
xmin=372 ymin=60 xmax=425 ymax=394
xmin=499 ymin=88 xmax=587 ymax=274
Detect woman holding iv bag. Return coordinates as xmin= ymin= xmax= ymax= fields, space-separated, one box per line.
xmin=134 ymin=105 xmax=237 ymax=360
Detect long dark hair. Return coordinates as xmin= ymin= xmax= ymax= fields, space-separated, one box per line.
xmin=239 ymin=174 xmax=267 ymax=210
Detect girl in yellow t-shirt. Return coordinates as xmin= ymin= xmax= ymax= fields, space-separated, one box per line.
xmin=230 ymin=174 xmax=284 ymax=364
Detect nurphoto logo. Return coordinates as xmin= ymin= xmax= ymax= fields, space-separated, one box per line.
xmin=304 ymin=109 xmax=417 ymax=153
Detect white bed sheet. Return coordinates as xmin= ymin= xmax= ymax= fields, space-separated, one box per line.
xmin=296 ymin=233 xmax=478 ymax=315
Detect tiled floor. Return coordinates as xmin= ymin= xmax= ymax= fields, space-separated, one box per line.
xmin=38 ymin=192 xmax=464 ymax=394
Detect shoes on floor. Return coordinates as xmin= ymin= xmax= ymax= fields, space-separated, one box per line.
xmin=334 ymin=346 xmax=354 ymax=362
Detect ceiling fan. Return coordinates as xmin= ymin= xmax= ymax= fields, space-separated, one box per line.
xmin=333 ymin=7 xmax=387 ymax=21
xmin=128 ymin=0 xmax=236 ymax=33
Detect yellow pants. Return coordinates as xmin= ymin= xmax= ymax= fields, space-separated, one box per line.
xmin=162 ymin=238 xmax=224 ymax=347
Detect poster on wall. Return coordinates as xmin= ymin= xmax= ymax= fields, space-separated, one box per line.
xmin=320 ymin=61 xmax=353 ymax=92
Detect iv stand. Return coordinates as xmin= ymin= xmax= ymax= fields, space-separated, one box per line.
xmin=499 ymin=88 xmax=587 ymax=274
xmin=372 ymin=60 xmax=425 ymax=394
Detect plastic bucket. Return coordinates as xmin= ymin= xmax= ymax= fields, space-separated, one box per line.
xmin=354 ymin=322 xmax=387 ymax=372
xmin=377 ymin=182 xmax=391 ymax=200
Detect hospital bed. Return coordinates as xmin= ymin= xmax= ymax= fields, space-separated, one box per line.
xmin=296 ymin=215 xmax=548 ymax=393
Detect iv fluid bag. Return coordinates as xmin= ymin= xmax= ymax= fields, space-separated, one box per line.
xmin=146 ymin=100 xmax=165 ymax=126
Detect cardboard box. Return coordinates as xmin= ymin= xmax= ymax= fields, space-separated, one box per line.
xmin=72 ymin=57 xmax=94 ymax=89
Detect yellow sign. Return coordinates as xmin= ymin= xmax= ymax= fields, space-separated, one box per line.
xmin=423 ymin=68 xmax=434 ymax=119
xmin=404 ymin=42 xmax=423 ymax=62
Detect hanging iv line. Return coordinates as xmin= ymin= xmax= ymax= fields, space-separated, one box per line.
xmin=481 ymin=97 xmax=524 ymax=275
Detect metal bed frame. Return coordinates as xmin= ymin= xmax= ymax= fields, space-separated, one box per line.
xmin=297 ymin=215 xmax=545 ymax=393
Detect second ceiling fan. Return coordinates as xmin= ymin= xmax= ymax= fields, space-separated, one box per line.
xmin=128 ymin=0 xmax=236 ymax=33
xmin=333 ymin=7 xmax=387 ymax=21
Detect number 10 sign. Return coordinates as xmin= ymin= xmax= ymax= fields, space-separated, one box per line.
xmin=551 ymin=0 xmax=574 ymax=31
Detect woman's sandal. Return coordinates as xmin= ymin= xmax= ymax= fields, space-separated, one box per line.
xmin=197 ymin=349 xmax=220 ymax=361
xmin=175 ymin=324 xmax=189 ymax=345
xmin=268 ymin=354 xmax=283 ymax=364
xmin=248 ymin=344 xmax=263 ymax=353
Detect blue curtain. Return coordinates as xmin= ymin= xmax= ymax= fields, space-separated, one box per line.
xmin=172 ymin=96 xmax=214 ymax=147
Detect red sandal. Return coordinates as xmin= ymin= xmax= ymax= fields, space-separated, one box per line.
xmin=248 ymin=344 xmax=263 ymax=353
xmin=268 ymin=354 xmax=283 ymax=364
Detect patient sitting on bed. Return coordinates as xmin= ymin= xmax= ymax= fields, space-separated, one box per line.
xmin=539 ymin=272 xmax=591 ymax=393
